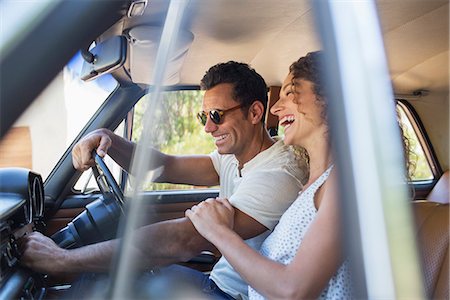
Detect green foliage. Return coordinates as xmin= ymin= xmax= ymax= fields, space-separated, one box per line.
xmin=132 ymin=90 xmax=216 ymax=190
xmin=397 ymin=106 xmax=434 ymax=181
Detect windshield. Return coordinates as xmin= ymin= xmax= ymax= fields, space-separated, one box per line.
xmin=0 ymin=52 xmax=118 ymax=180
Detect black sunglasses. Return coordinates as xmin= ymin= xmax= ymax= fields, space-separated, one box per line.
xmin=197 ymin=104 xmax=243 ymax=126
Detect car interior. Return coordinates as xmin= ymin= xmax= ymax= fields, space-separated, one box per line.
xmin=0 ymin=0 xmax=448 ymax=299
xmin=413 ymin=170 xmax=449 ymax=299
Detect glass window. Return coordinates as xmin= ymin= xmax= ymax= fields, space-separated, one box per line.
xmin=396 ymin=101 xmax=435 ymax=182
xmin=0 ymin=52 xmax=118 ymax=181
xmin=132 ymin=89 xmax=215 ymax=191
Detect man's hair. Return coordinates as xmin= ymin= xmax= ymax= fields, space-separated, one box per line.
xmin=200 ymin=61 xmax=268 ymax=116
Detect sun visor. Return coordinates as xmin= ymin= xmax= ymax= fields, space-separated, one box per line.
xmin=128 ymin=26 xmax=194 ymax=85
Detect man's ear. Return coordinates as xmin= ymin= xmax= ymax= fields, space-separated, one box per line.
xmin=249 ymin=101 xmax=265 ymax=124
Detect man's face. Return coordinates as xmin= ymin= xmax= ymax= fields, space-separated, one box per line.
xmin=201 ymin=83 xmax=254 ymax=157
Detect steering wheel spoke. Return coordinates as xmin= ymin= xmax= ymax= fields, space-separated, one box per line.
xmin=92 ymin=151 xmax=125 ymax=206
xmin=51 ymin=152 xmax=125 ymax=248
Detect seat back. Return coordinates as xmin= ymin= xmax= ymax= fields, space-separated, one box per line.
xmin=427 ymin=171 xmax=449 ymax=204
xmin=413 ymin=170 xmax=449 ymax=299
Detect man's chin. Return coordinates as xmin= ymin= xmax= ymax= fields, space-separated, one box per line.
xmin=216 ymin=146 xmax=232 ymax=155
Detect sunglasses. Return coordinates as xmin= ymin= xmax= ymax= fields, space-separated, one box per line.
xmin=197 ymin=104 xmax=243 ymax=126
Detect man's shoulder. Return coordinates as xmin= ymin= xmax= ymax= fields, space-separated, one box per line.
xmin=246 ymin=140 xmax=308 ymax=183
xmin=261 ymin=140 xmax=298 ymax=165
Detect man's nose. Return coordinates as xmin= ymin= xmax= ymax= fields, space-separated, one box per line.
xmin=204 ymin=115 xmax=218 ymax=133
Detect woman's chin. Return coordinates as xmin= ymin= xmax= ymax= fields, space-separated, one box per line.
xmin=282 ymin=135 xmax=295 ymax=146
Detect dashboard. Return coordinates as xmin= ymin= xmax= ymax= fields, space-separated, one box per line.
xmin=0 ymin=168 xmax=46 ymax=299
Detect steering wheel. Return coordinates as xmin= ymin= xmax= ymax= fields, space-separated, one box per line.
xmin=51 ymin=151 xmax=125 ymax=248
xmin=91 ymin=150 xmax=125 ymax=208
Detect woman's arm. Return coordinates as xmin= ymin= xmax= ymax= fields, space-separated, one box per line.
xmin=186 ymin=171 xmax=344 ymax=299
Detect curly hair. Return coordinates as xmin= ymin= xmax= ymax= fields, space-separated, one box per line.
xmin=395 ymin=107 xmax=416 ymax=182
xmin=290 ymin=51 xmax=324 ymax=98
xmin=200 ymin=61 xmax=268 ymax=120
xmin=289 ymin=51 xmax=328 ymax=123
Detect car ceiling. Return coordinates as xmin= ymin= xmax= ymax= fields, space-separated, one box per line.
xmin=103 ymin=0 xmax=448 ymax=95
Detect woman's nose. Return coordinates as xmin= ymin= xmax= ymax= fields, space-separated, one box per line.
xmin=270 ymin=98 xmax=282 ymax=116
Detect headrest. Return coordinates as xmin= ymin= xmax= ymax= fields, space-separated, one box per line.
xmin=427 ymin=170 xmax=449 ymax=204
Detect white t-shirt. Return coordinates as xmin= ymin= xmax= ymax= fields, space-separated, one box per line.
xmin=208 ymin=140 xmax=306 ymax=300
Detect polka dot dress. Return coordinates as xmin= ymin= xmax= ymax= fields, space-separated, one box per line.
xmin=248 ymin=165 xmax=352 ymax=299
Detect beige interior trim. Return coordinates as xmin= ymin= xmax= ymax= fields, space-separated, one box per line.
xmin=0 ymin=126 xmax=32 ymax=169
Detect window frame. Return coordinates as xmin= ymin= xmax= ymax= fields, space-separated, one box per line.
xmin=396 ymin=99 xmax=443 ymax=198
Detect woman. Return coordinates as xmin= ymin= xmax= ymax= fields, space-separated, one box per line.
xmin=185 ymin=51 xmax=352 ymax=299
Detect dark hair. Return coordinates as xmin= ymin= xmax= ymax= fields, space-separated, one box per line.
xmin=200 ymin=61 xmax=268 ymax=119
xmin=395 ymin=107 xmax=415 ymax=182
xmin=289 ymin=51 xmax=327 ymax=122
xmin=290 ymin=51 xmax=324 ymax=98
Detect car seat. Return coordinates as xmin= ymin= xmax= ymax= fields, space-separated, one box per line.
xmin=413 ymin=170 xmax=449 ymax=299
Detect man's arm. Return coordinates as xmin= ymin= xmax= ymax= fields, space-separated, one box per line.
xmin=20 ymin=209 xmax=265 ymax=274
xmin=20 ymin=218 xmax=206 ymax=274
xmin=72 ymin=128 xmax=219 ymax=186
xmin=151 ymin=154 xmax=219 ymax=187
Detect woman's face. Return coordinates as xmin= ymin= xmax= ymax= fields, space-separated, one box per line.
xmin=270 ymin=73 xmax=326 ymax=147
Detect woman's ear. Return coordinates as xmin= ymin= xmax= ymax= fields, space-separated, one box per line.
xmin=249 ymin=101 xmax=265 ymax=124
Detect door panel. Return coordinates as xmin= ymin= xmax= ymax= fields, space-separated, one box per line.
xmin=136 ymin=189 xmax=219 ymax=225
xmin=124 ymin=189 xmax=222 ymax=271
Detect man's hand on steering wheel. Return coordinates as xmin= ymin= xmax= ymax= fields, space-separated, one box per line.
xmin=72 ymin=129 xmax=112 ymax=171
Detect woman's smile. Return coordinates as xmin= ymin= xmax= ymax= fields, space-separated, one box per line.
xmin=279 ymin=114 xmax=296 ymax=131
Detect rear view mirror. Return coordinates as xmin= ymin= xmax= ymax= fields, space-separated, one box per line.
xmin=80 ymin=35 xmax=127 ymax=81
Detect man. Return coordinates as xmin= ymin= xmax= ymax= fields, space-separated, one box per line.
xmin=20 ymin=61 xmax=307 ymax=299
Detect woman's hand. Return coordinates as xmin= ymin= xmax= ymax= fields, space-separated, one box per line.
xmin=185 ymin=198 xmax=235 ymax=243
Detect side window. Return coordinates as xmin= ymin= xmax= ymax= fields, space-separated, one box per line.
xmin=132 ymin=89 xmax=215 ymax=191
xmin=396 ymin=100 xmax=436 ymax=182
